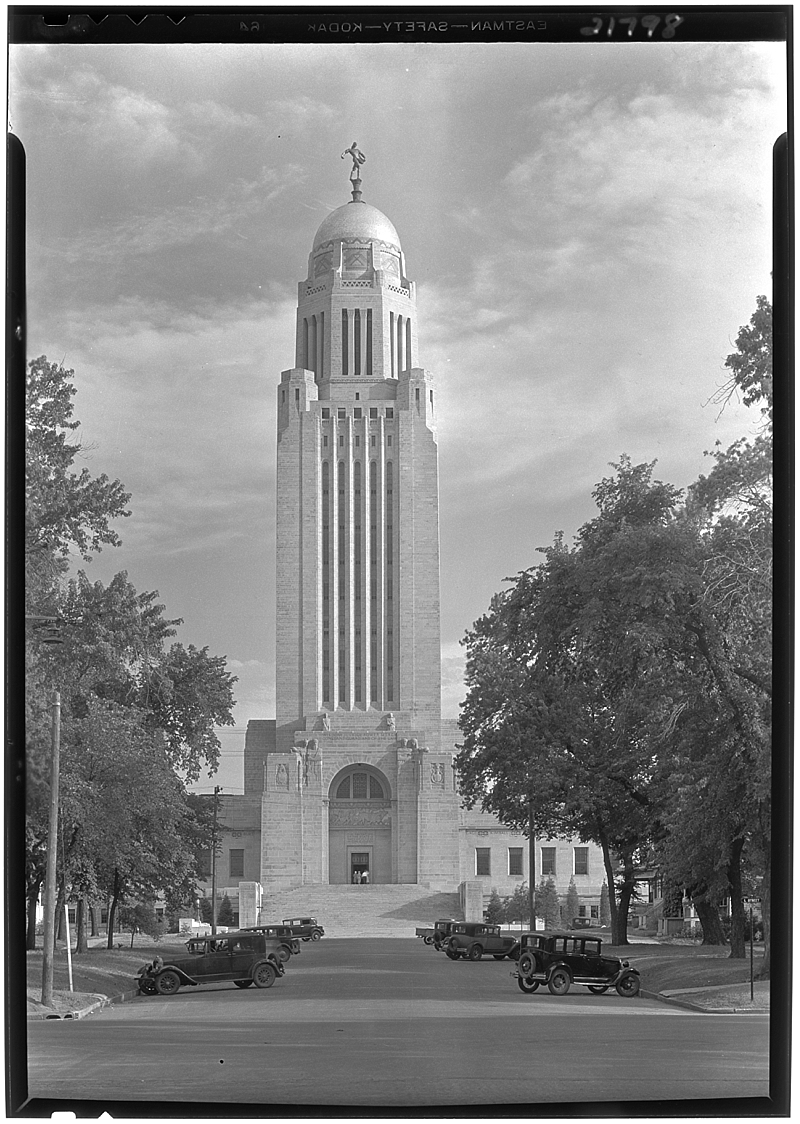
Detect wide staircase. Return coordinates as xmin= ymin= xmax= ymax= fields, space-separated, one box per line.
xmin=257 ymin=884 xmax=464 ymax=938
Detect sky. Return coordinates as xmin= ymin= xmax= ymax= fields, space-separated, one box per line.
xmin=12 ymin=37 xmax=785 ymax=794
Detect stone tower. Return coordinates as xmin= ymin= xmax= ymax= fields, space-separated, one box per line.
xmin=255 ymin=150 xmax=460 ymax=887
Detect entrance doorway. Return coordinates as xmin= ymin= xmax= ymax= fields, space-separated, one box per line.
xmin=350 ymin=850 xmax=371 ymax=885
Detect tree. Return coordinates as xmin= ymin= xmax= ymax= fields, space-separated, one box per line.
xmin=564 ymin=878 xmax=580 ymax=928
xmin=484 ymin=888 xmax=504 ymax=925
xmin=537 ymin=878 xmax=561 ymax=930
xmin=217 ymin=894 xmax=235 ymax=928
xmin=25 ymin=356 xmax=130 ymax=605
xmin=506 ymin=882 xmax=531 ymax=926
xmin=457 ymin=459 xmax=694 ymax=943
xmin=599 ymin=883 xmax=611 ymax=928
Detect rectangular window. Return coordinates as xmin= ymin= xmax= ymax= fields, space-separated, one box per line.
xmin=321 ymin=407 xmax=330 ymax=419
xmin=338 ymin=408 xmax=346 ymax=419
xmin=541 ymin=847 xmax=556 ymax=876
xmin=385 ymin=408 xmax=394 ymax=419
xmin=476 ymin=848 xmax=491 ymax=876
xmin=387 ymin=435 xmax=392 ymax=447
xmin=370 ymin=407 xmax=378 ymax=419
xmin=590 ymin=904 xmax=599 ymax=918
xmin=323 ymin=435 xmax=328 ymax=447
xmin=508 ymin=847 xmax=523 ymax=876
xmin=229 ymin=849 xmax=244 ymax=879
xmin=354 ymin=407 xmax=362 ymax=419
xmin=574 ymin=847 xmax=589 ymax=876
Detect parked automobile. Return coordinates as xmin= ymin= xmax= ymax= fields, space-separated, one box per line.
xmin=415 ymin=918 xmax=458 ymax=946
xmin=240 ymin=924 xmax=302 ymax=962
xmin=441 ymin=922 xmax=520 ymax=961
xmin=281 ymin=916 xmax=325 ymax=941
xmin=512 ymin=931 xmax=640 ymax=997
xmin=571 ymin=916 xmax=601 ymax=929
xmin=135 ymin=931 xmax=285 ymax=996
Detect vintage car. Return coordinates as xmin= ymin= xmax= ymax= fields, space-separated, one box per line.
xmin=415 ymin=918 xmax=458 ymax=946
xmin=240 ymin=924 xmax=302 ymax=962
xmin=135 ymin=931 xmax=285 ymax=996
xmin=441 ymin=922 xmax=520 ymax=961
xmin=281 ymin=916 xmax=325 ymax=941
xmin=512 ymin=931 xmax=640 ymax=997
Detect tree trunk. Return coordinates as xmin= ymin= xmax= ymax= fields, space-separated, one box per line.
xmin=757 ymin=863 xmax=770 ymax=980
xmin=26 ymin=883 xmax=41 ymax=950
xmin=599 ymin=832 xmax=627 ymax=946
xmin=615 ymin=850 xmax=636 ymax=944
xmin=75 ymin=897 xmax=89 ymax=953
xmin=55 ymin=881 xmax=66 ymax=944
xmin=107 ymin=869 xmax=121 ymax=949
xmin=727 ymin=836 xmax=746 ymax=958
xmin=692 ymin=891 xmax=727 ymax=944
xmin=89 ymin=903 xmax=98 ymax=938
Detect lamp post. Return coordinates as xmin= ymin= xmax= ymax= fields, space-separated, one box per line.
xmin=26 ymin=615 xmax=64 ymax=1008
xmin=41 ymin=691 xmax=61 ymax=1007
xmin=210 ymin=786 xmax=221 ymax=935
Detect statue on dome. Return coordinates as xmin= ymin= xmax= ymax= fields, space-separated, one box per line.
xmin=342 ymin=141 xmax=366 ymax=182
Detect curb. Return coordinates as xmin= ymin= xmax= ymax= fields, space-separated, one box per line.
xmin=640 ymin=988 xmax=767 ymax=1014
xmin=28 ymin=993 xmax=111 ymax=1021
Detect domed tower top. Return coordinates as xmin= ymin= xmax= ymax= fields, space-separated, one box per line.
xmin=294 ymin=143 xmax=417 ymax=386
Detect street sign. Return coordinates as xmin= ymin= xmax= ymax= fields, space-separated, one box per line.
xmin=742 ymin=897 xmax=762 ymax=906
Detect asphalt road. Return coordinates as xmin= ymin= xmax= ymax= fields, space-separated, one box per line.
xmin=26 ymin=938 xmax=770 ymax=1112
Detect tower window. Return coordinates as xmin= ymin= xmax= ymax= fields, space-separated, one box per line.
xmin=295 ymin=388 xmax=300 ymax=401
xmin=371 ymin=436 xmax=376 ymax=447
xmin=338 ymin=408 xmax=346 ymax=419
xmin=339 ymin=435 xmax=344 ymax=447
xmin=354 ymin=408 xmax=362 ymax=419
xmin=355 ymin=436 xmax=360 ymax=448
xmin=323 ymin=436 xmax=328 ymax=447
xmin=281 ymin=389 xmax=286 ymax=403
xmin=387 ymin=435 xmax=392 ymax=447
xmin=370 ymin=408 xmax=378 ymax=419
xmin=322 ymin=408 xmax=330 ymax=419
xmin=386 ymin=408 xmax=394 ymax=419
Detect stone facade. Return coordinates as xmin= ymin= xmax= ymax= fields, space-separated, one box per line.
xmin=211 ymin=179 xmax=604 ymax=918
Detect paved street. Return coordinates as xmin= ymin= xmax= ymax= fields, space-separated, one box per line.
xmin=26 ymin=938 xmax=770 ymax=1110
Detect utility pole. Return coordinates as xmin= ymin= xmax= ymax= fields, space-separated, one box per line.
xmin=41 ymin=691 xmax=61 ymax=1007
xmin=527 ymin=795 xmax=535 ymax=930
xmin=211 ymin=785 xmax=221 ymax=935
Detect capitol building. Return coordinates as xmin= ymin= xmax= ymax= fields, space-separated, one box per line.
xmin=211 ymin=153 xmax=605 ymax=923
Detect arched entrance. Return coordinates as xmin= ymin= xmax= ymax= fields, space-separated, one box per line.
xmin=328 ymin=765 xmax=392 ymax=884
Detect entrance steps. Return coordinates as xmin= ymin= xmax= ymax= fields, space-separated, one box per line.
xmin=257 ymin=884 xmax=464 ymax=938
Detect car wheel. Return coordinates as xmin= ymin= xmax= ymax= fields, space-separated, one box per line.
xmin=155 ymin=970 xmax=181 ymax=996
xmin=468 ymin=944 xmax=483 ymax=961
xmin=616 ymin=973 xmax=641 ymax=998
xmin=547 ymin=968 xmax=571 ymax=996
xmin=588 ymin=985 xmax=610 ymax=994
xmin=518 ymin=951 xmax=537 ymax=976
xmin=445 ymin=949 xmax=459 ymax=960
xmin=253 ymin=962 xmax=277 ymax=988
xmin=234 ymin=980 xmax=254 ymax=988
xmin=138 ymin=979 xmax=157 ymax=996
xmin=517 ymin=975 xmax=540 ymax=994
xmin=276 ymin=945 xmax=290 ymax=963
xmin=311 ymin=931 xmax=322 ymax=941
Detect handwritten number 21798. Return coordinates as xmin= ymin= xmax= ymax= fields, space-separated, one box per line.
xmin=581 ymin=15 xmax=684 ymax=38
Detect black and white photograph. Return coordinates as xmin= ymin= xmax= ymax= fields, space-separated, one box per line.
xmin=9 ymin=6 xmax=789 ymax=1117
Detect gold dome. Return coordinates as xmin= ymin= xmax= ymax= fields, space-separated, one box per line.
xmin=313 ymin=201 xmax=400 ymax=252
